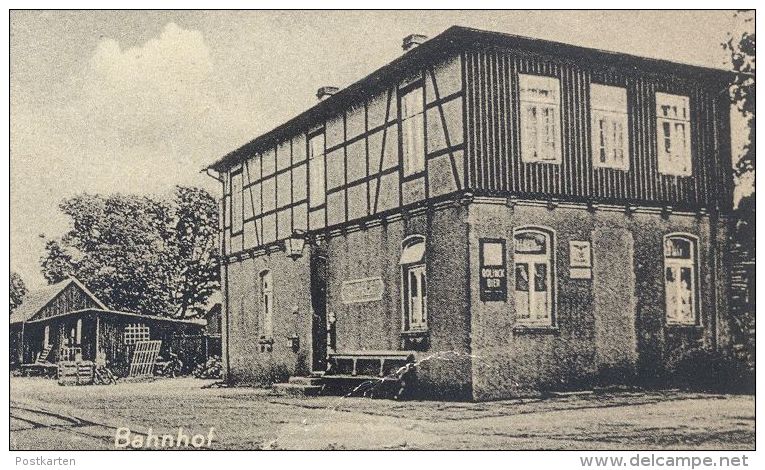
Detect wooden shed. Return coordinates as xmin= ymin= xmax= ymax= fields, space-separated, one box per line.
xmin=10 ymin=278 xmax=206 ymax=377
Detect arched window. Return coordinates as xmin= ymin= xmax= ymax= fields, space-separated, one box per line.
xmin=664 ymin=234 xmax=699 ymax=325
xmin=260 ymin=270 xmax=274 ymax=339
xmin=400 ymin=236 xmax=427 ymax=331
xmin=513 ymin=227 xmax=555 ymax=325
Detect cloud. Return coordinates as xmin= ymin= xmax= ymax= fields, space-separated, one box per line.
xmin=82 ymin=22 xmax=218 ymax=146
xmin=11 ymin=22 xmax=227 ymax=288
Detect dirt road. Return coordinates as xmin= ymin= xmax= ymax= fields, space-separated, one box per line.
xmin=10 ymin=377 xmax=755 ymax=450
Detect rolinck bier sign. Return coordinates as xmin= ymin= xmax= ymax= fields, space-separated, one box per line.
xmin=479 ymin=238 xmax=507 ymax=301
xmin=341 ymin=277 xmax=384 ymax=304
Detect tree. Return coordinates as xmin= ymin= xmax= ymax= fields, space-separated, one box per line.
xmin=170 ymin=186 xmax=221 ymax=318
xmin=723 ymin=10 xmax=755 ymax=177
xmin=10 ymin=271 xmax=27 ymax=313
xmin=40 ymin=186 xmax=219 ymax=318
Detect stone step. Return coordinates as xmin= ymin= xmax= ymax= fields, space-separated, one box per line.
xmin=272 ymin=382 xmax=323 ymax=397
xmin=288 ymin=376 xmax=323 ymax=386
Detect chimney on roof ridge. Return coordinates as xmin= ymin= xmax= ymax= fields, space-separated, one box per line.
xmin=402 ymin=34 xmax=428 ymax=52
xmin=316 ymin=86 xmax=339 ymax=101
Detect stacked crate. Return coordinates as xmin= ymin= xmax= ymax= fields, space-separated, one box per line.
xmin=57 ymin=361 xmax=95 ymax=386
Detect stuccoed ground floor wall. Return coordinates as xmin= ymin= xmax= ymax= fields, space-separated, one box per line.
xmin=223 ymin=247 xmax=313 ymax=384
xmin=467 ymin=199 xmax=730 ymax=400
xmin=221 ymin=198 xmax=730 ymax=401
xmin=222 ymin=205 xmax=473 ymax=398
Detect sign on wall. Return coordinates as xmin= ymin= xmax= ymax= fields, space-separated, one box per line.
xmin=341 ymin=277 xmax=384 ymax=304
xmin=479 ymin=238 xmax=507 ymax=301
xmin=569 ymin=240 xmax=592 ymax=279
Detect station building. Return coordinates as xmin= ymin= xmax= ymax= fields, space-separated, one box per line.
xmin=205 ymin=27 xmax=734 ymax=400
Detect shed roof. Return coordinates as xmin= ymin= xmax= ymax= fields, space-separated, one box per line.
xmin=25 ymin=308 xmax=207 ymax=327
xmin=206 ymin=25 xmax=734 ymax=173
xmin=10 ymin=277 xmax=107 ymax=325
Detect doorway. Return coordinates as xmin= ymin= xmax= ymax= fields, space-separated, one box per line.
xmin=310 ymin=253 xmax=328 ymax=372
xmin=593 ymin=228 xmax=638 ymax=377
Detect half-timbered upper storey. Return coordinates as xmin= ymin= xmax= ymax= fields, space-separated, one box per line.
xmin=207 ymin=26 xmax=734 ymax=255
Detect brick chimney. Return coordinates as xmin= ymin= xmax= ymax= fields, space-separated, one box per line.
xmin=402 ymin=34 xmax=428 ymax=52
xmin=316 ymin=86 xmax=339 ymax=101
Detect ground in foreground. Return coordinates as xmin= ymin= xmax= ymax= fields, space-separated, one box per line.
xmin=10 ymin=377 xmax=755 ymax=450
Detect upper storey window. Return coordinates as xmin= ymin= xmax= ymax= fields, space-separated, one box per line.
xmin=308 ymin=131 xmax=326 ymax=208
xmin=590 ymin=84 xmax=629 ymax=170
xmin=230 ymin=169 xmax=243 ymax=234
xmin=400 ymin=84 xmax=425 ymax=177
xmin=656 ymin=92 xmax=692 ymax=176
xmin=519 ymin=74 xmax=561 ymax=164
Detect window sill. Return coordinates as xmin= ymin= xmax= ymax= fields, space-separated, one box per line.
xmin=666 ymin=323 xmax=703 ymax=330
xmin=401 ymin=329 xmax=429 ymax=337
xmin=512 ymin=325 xmax=559 ymax=335
xmin=521 ymin=159 xmax=562 ymax=166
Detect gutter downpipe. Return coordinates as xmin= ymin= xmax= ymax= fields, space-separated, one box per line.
xmin=203 ymin=167 xmax=231 ymax=381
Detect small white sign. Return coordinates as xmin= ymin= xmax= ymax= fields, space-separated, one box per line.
xmin=341 ymin=277 xmax=384 ymax=304
xmin=570 ymin=267 xmax=592 ymax=280
xmin=569 ymin=240 xmax=592 ymax=268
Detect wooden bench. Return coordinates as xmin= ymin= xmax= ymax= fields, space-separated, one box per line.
xmin=20 ymin=362 xmax=58 ymax=378
xmin=327 ymin=350 xmax=415 ymax=378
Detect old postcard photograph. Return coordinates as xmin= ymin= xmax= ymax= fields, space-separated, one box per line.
xmin=7 ymin=7 xmax=756 ymax=457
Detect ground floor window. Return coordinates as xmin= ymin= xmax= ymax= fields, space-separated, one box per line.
xmin=664 ymin=234 xmax=699 ymax=325
xmin=260 ymin=270 xmax=274 ymax=339
xmin=124 ymin=323 xmax=150 ymax=345
xmin=513 ymin=227 xmax=555 ymax=325
xmin=400 ymin=236 xmax=427 ymax=331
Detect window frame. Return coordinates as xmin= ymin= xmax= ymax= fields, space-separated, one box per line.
xmin=519 ymin=74 xmax=562 ymax=164
xmin=123 ymin=323 xmax=150 ymax=345
xmin=655 ymin=92 xmax=692 ymax=176
xmin=259 ymin=270 xmax=274 ymax=339
xmin=230 ymin=168 xmax=244 ymax=234
xmin=512 ymin=227 xmax=556 ymax=327
xmin=590 ymin=83 xmax=630 ymax=171
xmin=399 ymin=81 xmax=425 ymax=178
xmin=308 ymin=130 xmax=326 ymax=208
xmin=663 ymin=233 xmax=700 ymax=326
xmin=400 ymin=235 xmax=428 ymax=332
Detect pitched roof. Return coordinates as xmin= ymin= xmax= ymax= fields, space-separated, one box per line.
xmin=9 ymin=277 xmax=107 ymax=325
xmin=206 ymin=25 xmax=734 ymax=173
xmin=24 ymin=308 xmax=207 ymax=327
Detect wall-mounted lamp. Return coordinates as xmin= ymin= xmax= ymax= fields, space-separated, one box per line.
xmin=284 ymin=229 xmax=308 ymax=260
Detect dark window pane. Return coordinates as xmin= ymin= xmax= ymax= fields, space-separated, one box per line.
xmin=680 ymin=267 xmax=692 ymax=290
xmin=534 ymin=263 xmax=548 ymax=292
xmin=514 ymin=231 xmax=547 ymax=254
xmin=515 ymin=263 xmax=529 ymax=292
xmin=665 ymin=238 xmax=692 ymax=258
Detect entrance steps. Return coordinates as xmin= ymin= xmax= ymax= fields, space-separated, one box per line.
xmin=271 ymin=376 xmax=323 ymax=397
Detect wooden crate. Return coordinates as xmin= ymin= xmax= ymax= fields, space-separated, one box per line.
xmin=58 ymin=361 xmax=95 ymax=386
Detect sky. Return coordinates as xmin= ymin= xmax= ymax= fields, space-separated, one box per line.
xmin=10 ymin=10 xmax=751 ymax=289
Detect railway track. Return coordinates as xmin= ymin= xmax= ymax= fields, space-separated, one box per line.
xmin=10 ymin=402 xmax=149 ymax=450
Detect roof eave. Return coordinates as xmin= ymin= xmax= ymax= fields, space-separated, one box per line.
xmin=205 ymin=25 xmax=734 ymax=174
